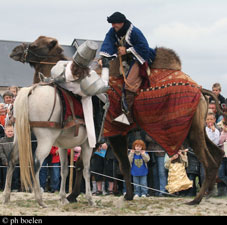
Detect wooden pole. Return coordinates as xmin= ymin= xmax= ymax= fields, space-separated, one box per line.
xmin=69 ymin=148 xmax=74 ymax=193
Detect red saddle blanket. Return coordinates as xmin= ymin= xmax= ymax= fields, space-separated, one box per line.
xmin=103 ymin=69 xmax=201 ymax=156
xmin=57 ymin=87 xmax=84 ymax=121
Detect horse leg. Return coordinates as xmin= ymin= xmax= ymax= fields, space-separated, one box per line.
xmin=3 ymin=145 xmax=18 ymax=204
xmin=32 ymin=136 xmax=55 ymax=208
xmin=108 ymin=135 xmax=133 ymax=200
xmin=67 ymin=156 xmax=84 ymax=203
xmin=81 ymin=140 xmax=93 ymax=205
xmin=59 ymin=148 xmax=69 ymax=204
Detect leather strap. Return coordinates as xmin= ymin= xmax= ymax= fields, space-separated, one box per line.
xmin=30 ymin=118 xmax=85 ymax=136
xmin=30 ymin=121 xmax=61 ymax=129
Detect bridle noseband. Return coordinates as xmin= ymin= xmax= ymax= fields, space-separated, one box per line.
xmin=21 ymin=43 xmax=57 ymax=65
xmin=21 ymin=43 xmax=29 ymax=63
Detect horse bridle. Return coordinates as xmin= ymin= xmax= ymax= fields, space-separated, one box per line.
xmin=21 ymin=43 xmax=57 ymax=65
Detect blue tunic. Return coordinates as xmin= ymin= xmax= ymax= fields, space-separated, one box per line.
xmin=100 ymin=24 xmax=155 ymax=65
xmin=131 ymin=154 xmax=149 ymax=177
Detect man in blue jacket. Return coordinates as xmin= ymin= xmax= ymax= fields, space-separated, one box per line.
xmin=100 ymin=12 xmax=155 ymax=124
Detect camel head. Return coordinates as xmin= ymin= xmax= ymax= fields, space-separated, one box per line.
xmin=10 ymin=36 xmax=65 ymax=65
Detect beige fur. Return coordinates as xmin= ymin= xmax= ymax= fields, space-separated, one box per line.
xmin=151 ymin=47 xmax=182 ymax=71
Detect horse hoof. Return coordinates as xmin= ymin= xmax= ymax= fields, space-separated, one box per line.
xmin=67 ymin=195 xmax=77 ymax=203
xmin=60 ymin=198 xmax=69 ymax=205
xmin=2 ymin=196 xmax=10 ymax=204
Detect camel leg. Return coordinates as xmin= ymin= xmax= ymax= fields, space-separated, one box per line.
xmin=59 ymin=148 xmax=69 ymax=204
xmin=2 ymin=145 xmax=19 ymax=204
xmin=204 ymin=134 xmax=224 ymax=195
xmin=67 ymin=156 xmax=84 ymax=203
xmin=108 ymin=135 xmax=133 ymax=200
xmin=187 ymin=97 xmax=219 ymax=205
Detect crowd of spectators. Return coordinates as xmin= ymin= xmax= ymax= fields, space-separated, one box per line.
xmin=0 ymin=83 xmax=227 ymax=198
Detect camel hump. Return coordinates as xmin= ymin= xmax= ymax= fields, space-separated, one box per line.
xmin=151 ymin=47 xmax=182 ymax=71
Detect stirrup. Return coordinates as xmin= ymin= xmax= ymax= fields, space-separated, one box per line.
xmin=114 ymin=113 xmax=130 ymax=125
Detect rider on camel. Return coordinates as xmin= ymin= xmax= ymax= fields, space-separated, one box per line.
xmin=99 ymin=12 xmax=156 ymax=124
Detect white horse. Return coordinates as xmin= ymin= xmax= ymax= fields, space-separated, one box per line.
xmin=2 ymin=84 xmax=94 ymax=207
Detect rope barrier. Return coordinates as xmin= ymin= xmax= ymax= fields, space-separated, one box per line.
xmin=0 ymin=141 xmax=167 ymax=152
xmin=90 ymin=170 xmax=176 ymax=197
xmin=0 ymin=164 xmax=176 ymax=197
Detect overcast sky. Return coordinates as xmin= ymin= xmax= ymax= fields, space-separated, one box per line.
xmin=1 ymin=0 xmax=227 ymax=97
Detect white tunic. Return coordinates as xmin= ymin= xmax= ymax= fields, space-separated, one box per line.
xmin=54 ymin=61 xmax=96 ymax=148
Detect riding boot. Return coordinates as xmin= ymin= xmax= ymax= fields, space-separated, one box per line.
xmin=124 ymin=90 xmax=135 ymax=124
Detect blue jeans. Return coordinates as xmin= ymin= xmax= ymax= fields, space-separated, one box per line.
xmin=218 ymin=159 xmax=227 ymax=186
xmin=152 ymin=155 xmax=168 ymax=196
xmin=39 ymin=158 xmax=49 ymax=190
xmin=133 ymin=175 xmax=148 ymax=196
xmin=50 ymin=162 xmax=60 ymax=191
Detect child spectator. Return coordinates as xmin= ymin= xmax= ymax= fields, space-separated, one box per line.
xmin=0 ymin=103 xmax=7 ymax=127
xmin=209 ymin=83 xmax=226 ymax=106
xmin=2 ymin=91 xmax=14 ymax=105
xmin=0 ymin=91 xmax=14 ymax=127
xmin=91 ymin=142 xmax=107 ymax=195
xmin=217 ymin=122 xmax=227 ymax=196
xmin=165 ymin=148 xmax=193 ymax=194
xmin=203 ymin=112 xmax=220 ymax=195
xmin=8 ymin=86 xmax=19 ymax=102
xmin=206 ymin=112 xmax=220 ymax=145
xmin=50 ymin=146 xmax=60 ymax=193
xmin=0 ymin=123 xmax=20 ymax=191
xmin=208 ymin=101 xmax=223 ymax=123
xmin=128 ymin=139 xmax=150 ymax=198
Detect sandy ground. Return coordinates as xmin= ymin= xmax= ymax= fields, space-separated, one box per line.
xmin=0 ymin=191 xmax=227 ymax=216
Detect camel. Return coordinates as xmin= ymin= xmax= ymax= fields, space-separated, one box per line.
xmin=9 ymin=36 xmax=225 ymax=206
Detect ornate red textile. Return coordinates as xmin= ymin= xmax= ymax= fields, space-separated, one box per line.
xmin=104 ymin=69 xmax=201 ymax=156
xmin=60 ymin=90 xmax=84 ymax=120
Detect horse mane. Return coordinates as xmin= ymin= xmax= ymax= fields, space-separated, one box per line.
xmin=151 ymin=47 xmax=182 ymax=71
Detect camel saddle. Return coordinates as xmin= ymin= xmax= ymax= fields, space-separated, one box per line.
xmin=103 ymin=68 xmax=202 ymax=156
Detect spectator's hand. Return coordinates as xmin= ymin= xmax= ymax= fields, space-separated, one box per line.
xmin=0 ymin=104 xmax=7 ymax=116
xmin=171 ymin=154 xmax=178 ymax=161
xmin=141 ymin=150 xmax=146 ymax=155
xmin=130 ymin=149 xmax=135 ymax=154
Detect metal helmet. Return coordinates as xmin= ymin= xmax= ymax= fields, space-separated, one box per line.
xmin=73 ymin=40 xmax=98 ymax=68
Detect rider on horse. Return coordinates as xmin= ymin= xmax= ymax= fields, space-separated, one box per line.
xmin=48 ymin=40 xmax=109 ymax=148
xmin=99 ymin=12 xmax=156 ymax=124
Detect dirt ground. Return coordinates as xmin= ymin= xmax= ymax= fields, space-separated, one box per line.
xmin=0 ymin=192 xmax=227 ymax=216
